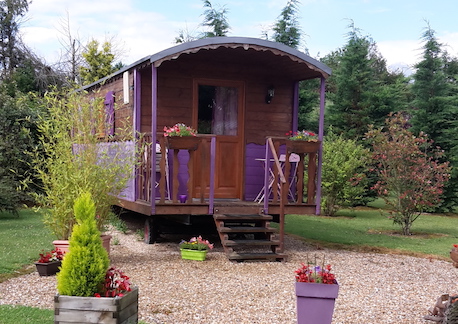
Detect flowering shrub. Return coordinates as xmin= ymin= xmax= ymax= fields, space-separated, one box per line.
xmin=179 ymin=235 xmax=214 ymax=251
xmin=95 ymin=267 xmax=132 ymax=298
xmin=164 ymin=123 xmax=197 ymax=137
xmin=37 ymin=248 xmax=64 ymax=263
xmin=287 ymin=130 xmax=318 ymax=141
xmin=295 ymin=262 xmax=337 ymax=284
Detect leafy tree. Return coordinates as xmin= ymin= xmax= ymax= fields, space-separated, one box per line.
xmin=410 ymin=24 xmax=458 ymax=211
xmin=366 ymin=113 xmax=451 ymax=235
xmin=200 ymin=0 xmax=230 ymax=38
xmin=272 ymin=0 xmax=302 ymax=49
xmin=80 ymin=39 xmax=118 ymax=85
xmin=321 ymin=129 xmax=370 ymax=216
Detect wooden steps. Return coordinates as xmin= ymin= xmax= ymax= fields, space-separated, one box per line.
xmin=214 ymin=213 xmax=287 ymax=262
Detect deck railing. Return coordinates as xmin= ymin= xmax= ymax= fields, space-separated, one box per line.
xmin=265 ymin=138 xmax=287 ymax=253
xmin=261 ymin=136 xmax=319 ymax=208
xmin=137 ymin=133 xmax=216 ymax=212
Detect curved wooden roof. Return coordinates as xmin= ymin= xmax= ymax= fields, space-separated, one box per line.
xmin=83 ymin=37 xmax=331 ymax=90
xmin=148 ymin=37 xmax=331 ymax=79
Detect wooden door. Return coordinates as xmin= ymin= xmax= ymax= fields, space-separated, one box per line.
xmin=192 ymin=79 xmax=244 ymax=199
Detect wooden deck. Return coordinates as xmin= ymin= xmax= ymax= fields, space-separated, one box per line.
xmin=117 ymin=197 xmax=316 ymax=217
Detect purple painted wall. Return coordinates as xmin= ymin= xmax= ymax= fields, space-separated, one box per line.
xmin=244 ymin=143 xmax=267 ymax=201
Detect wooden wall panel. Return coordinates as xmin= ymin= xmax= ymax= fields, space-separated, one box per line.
xmin=153 ymin=59 xmax=294 ymax=145
xmin=88 ymin=73 xmax=135 ymax=137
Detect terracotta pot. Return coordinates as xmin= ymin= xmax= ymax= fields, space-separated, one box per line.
xmin=450 ymin=249 xmax=458 ymax=268
xmin=53 ymin=234 xmax=112 ymax=256
xmin=295 ymin=282 xmax=339 ymax=324
xmin=166 ymin=136 xmax=200 ymax=151
xmin=35 ymin=261 xmax=61 ymax=276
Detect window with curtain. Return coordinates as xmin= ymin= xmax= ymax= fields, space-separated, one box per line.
xmin=198 ymin=85 xmax=238 ymax=135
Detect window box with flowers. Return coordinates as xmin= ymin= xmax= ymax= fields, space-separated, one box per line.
xmin=164 ymin=123 xmax=200 ymax=151
xmin=179 ymin=236 xmax=214 ymax=261
xmin=35 ymin=248 xmax=64 ymax=276
xmin=286 ymin=130 xmax=321 ymax=154
xmin=294 ymin=256 xmax=339 ymax=324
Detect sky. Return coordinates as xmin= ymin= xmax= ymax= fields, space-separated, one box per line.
xmin=20 ymin=0 xmax=458 ymax=75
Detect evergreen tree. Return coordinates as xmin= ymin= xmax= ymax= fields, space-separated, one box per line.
xmin=200 ymin=0 xmax=230 ymax=38
xmin=80 ymin=39 xmax=118 ymax=85
xmin=57 ymin=192 xmax=110 ymax=297
xmin=326 ymin=25 xmax=406 ymax=140
xmin=272 ymin=0 xmax=302 ymax=49
xmin=0 ymin=0 xmax=29 ymax=78
xmin=410 ymin=24 xmax=458 ymax=211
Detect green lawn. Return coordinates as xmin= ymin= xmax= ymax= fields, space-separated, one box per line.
xmin=285 ymin=204 xmax=458 ymax=259
xmin=0 ymin=305 xmax=53 ymax=324
xmin=0 ymin=209 xmax=55 ymax=281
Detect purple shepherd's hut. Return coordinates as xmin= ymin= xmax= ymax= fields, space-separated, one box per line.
xmin=82 ymin=37 xmax=331 ymax=261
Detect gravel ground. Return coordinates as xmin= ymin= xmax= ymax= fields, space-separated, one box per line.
xmin=1 ymin=229 xmax=457 ymax=324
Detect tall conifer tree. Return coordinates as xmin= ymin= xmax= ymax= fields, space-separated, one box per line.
xmin=410 ymin=24 xmax=458 ymax=211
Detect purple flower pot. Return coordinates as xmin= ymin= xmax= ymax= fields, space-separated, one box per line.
xmin=295 ymin=282 xmax=339 ymax=324
xmin=179 ymin=194 xmax=187 ymax=203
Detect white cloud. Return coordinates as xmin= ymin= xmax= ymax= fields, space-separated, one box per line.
xmin=377 ymin=39 xmax=422 ymax=70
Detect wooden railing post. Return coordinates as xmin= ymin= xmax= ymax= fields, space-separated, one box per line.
xmin=267 ymin=137 xmax=287 ymax=253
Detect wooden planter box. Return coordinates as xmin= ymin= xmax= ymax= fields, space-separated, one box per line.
xmin=54 ymin=286 xmax=138 ymax=324
xmin=35 ymin=261 xmax=61 ymax=276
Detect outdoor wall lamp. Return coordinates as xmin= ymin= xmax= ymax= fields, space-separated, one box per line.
xmin=265 ymin=85 xmax=275 ymax=104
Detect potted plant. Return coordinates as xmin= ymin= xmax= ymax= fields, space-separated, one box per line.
xmin=164 ymin=123 xmax=200 ymax=150
xmin=179 ymin=235 xmax=214 ymax=261
xmin=54 ymin=192 xmax=138 ymax=324
xmin=294 ymin=256 xmax=339 ymax=324
xmin=286 ymin=130 xmax=321 ymax=154
xmin=31 ymin=89 xmax=136 ymax=251
xmin=34 ymin=248 xmax=64 ymax=276
xmin=450 ymin=244 xmax=458 ymax=268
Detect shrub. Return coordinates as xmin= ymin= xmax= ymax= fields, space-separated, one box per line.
xmin=366 ymin=113 xmax=451 ymax=235
xmin=32 ymin=88 xmax=136 ymax=239
xmin=57 ymin=192 xmax=110 ymax=297
xmin=320 ymin=129 xmax=370 ymax=216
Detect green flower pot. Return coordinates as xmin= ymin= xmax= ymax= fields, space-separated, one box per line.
xmin=180 ymin=248 xmax=207 ymax=261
